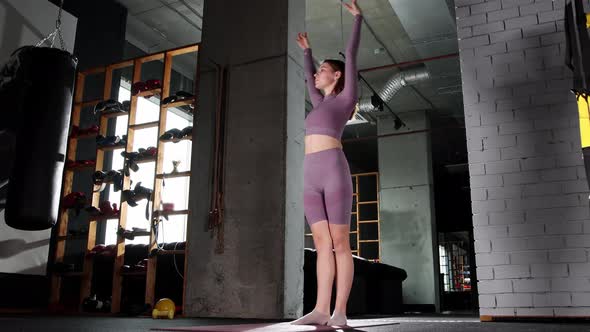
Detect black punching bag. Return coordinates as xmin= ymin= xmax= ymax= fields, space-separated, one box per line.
xmin=1 ymin=46 xmax=78 ymax=230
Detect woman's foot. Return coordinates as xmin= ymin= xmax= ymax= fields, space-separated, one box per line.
xmin=290 ymin=309 xmax=330 ymax=325
xmin=327 ymin=311 xmax=347 ymax=326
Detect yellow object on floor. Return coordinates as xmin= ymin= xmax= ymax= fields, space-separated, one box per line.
xmin=152 ymin=298 xmax=176 ymax=319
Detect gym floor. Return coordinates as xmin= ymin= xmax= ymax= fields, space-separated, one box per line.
xmin=1 ymin=314 xmax=590 ymax=332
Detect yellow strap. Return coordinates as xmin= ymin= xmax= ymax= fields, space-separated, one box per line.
xmin=577 ymin=93 xmax=590 ymax=147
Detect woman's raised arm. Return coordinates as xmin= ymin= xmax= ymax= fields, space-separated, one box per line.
xmin=297 ymin=32 xmax=324 ymax=108
xmin=341 ymin=0 xmax=362 ymax=100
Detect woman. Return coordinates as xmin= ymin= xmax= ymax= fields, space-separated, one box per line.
xmin=291 ymin=0 xmax=362 ymax=326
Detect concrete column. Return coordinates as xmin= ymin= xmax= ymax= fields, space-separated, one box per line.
xmin=184 ymin=0 xmax=306 ymax=319
xmin=378 ymin=110 xmax=440 ymax=311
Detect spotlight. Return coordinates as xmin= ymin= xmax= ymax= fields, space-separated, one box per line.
xmin=394 ymin=117 xmax=403 ymax=130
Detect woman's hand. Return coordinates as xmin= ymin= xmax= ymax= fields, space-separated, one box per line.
xmin=343 ymin=0 xmax=361 ymax=16
xmin=296 ymin=32 xmax=310 ymax=50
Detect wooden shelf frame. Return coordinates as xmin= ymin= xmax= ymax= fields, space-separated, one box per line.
xmin=50 ymin=43 xmax=198 ymax=314
xmin=160 ymin=135 xmax=192 ymax=143
xmin=152 ymin=209 xmax=190 ymax=218
xmin=155 ymin=171 xmax=191 ymax=179
xmin=129 ymin=121 xmax=159 ymax=130
xmin=101 ymin=110 xmax=129 ymax=119
xmin=162 ymin=98 xmax=196 ymax=109
xmin=137 ymin=88 xmax=162 ymax=98
xmin=154 ymin=249 xmax=185 ymax=255
xmin=97 ymin=144 xmax=126 ymax=152
xmin=145 ymin=50 xmax=193 ymax=308
xmin=353 ymin=172 xmax=381 ymax=262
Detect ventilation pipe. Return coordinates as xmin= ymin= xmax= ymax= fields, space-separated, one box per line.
xmin=358 ymin=65 xmax=430 ymax=113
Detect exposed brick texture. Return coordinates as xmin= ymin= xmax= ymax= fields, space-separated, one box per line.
xmin=455 ymin=0 xmax=590 ymax=317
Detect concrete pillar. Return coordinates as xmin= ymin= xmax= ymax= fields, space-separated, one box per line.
xmin=184 ymin=0 xmax=306 ymax=319
xmin=378 ymin=110 xmax=440 ymax=311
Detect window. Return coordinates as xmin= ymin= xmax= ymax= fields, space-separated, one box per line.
xmin=438 ymin=232 xmax=471 ymax=292
xmin=104 ymin=79 xmax=192 ymax=245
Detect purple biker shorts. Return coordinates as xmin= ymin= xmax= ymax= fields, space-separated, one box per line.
xmin=303 ymin=148 xmax=353 ymax=226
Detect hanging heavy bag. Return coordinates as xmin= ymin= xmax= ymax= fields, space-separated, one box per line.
xmin=2 ymin=1 xmax=78 ymax=230
xmin=3 ymin=46 xmax=77 ymax=230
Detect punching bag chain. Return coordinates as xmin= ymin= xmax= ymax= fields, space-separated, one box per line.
xmin=35 ymin=0 xmax=67 ymax=51
xmin=56 ymin=0 xmax=65 ymax=50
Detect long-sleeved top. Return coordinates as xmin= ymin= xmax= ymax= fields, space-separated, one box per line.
xmin=303 ymin=14 xmax=362 ymax=140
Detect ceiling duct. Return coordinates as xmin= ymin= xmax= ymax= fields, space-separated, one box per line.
xmin=358 ymin=65 xmax=430 ymax=113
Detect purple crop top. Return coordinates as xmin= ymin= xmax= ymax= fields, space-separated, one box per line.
xmin=304 ymin=14 xmax=362 ymax=140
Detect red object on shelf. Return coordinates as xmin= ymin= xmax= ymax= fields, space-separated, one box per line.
xmin=99 ymin=201 xmax=119 ymax=217
xmin=71 ymin=125 xmax=99 ymax=138
xmin=66 ymin=159 xmax=96 ymax=169
xmin=143 ymin=146 xmax=157 ymax=157
xmin=87 ymin=244 xmax=117 ymax=258
xmin=61 ymin=192 xmax=86 ymax=209
xmin=131 ymin=81 xmax=148 ymax=96
xmin=87 ymin=244 xmax=107 ymax=257
xmin=102 ymin=244 xmax=117 ymax=258
xmin=146 ymin=79 xmax=161 ymax=90
xmin=161 ymin=203 xmax=174 ymax=212
xmin=132 ymin=79 xmax=161 ymax=96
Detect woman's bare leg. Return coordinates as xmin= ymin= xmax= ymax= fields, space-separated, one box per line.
xmin=328 ymin=223 xmax=353 ymax=325
xmin=291 ymin=220 xmax=334 ymax=325
xmin=312 ymin=220 xmax=335 ymax=314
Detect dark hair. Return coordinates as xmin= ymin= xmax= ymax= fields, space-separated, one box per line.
xmin=323 ymin=59 xmax=345 ymax=95
xmin=323 ymin=59 xmax=357 ymax=120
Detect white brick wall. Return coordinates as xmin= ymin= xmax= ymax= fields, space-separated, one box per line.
xmin=455 ymin=0 xmax=590 ymax=317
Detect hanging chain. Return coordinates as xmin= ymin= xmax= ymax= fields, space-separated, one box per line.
xmin=35 ymin=0 xmax=67 ymax=51
xmin=36 ymin=29 xmax=58 ymax=48
xmin=56 ymin=0 xmax=66 ymax=50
